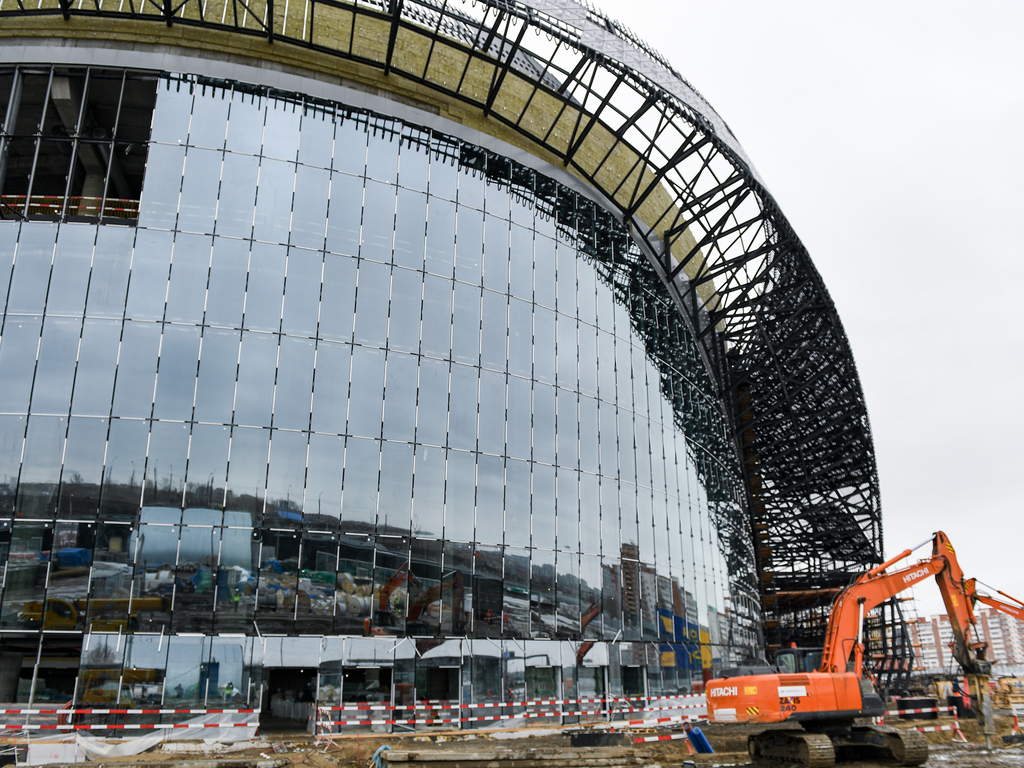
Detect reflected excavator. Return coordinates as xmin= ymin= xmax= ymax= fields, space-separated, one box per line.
xmin=364 ymin=566 xmax=465 ymax=635
xmin=406 ymin=570 xmax=465 ymax=635
xmin=364 ymin=562 xmax=417 ymax=636
xmin=705 ymin=531 xmax=1024 ymax=767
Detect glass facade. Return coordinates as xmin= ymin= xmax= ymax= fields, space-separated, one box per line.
xmin=0 ymin=68 xmax=758 ymax=715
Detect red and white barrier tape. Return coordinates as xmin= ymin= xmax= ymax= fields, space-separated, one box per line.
xmin=633 ymin=732 xmax=693 ymax=743
xmin=601 ymin=715 xmax=698 ymax=730
xmin=2 ymin=722 xmax=258 ymax=732
xmin=318 ymin=694 xmax=703 ymax=713
xmin=317 ymin=703 xmax=702 ymax=721
xmin=913 ymin=712 xmax=966 ymax=742
xmin=317 ymin=708 xmax=709 ymax=730
xmin=886 ymin=706 xmax=955 ymax=716
xmin=316 ymin=708 xmax=606 ymax=727
xmin=607 ymin=704 xmax=706 ymax=716
xmin=0 ymin=708 xmax=257 ymax=715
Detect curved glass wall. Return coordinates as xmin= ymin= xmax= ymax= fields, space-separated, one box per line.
xmin=0 ymin=67 xmax=757 ymax=709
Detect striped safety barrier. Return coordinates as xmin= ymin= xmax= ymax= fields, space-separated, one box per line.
xmin=1 ymin=722 xmax=259 ymax=732
xmin=633 ymin=732 xmax=694 ymax=744
xmin=886 ymin=706 xmax=955 ymax=716
xmin=317 ymin=709 xmax=709 ymax=730
xmin=913 ymin=712 xmax=966 ymax=742
xmin=316 ymin=701 xmax=706 ymax=729
xmin=317 ymin=694 xmax=703 ymax=713
xmin=600 ymin=715 xmax=696 ymax=730
xmin=0 ymin=708 xmax=257 ymax=715
xmin=316 ymin=707 xmax=607 ymax=727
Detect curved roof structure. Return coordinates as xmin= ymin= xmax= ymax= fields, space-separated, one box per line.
xmin=1 ymin=0 xmax=883 ymax=622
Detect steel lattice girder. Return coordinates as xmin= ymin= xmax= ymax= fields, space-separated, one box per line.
xmin=0 ymin=0 xmax=884 ymax=610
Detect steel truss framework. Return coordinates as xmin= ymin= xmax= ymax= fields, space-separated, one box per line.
xmin=0 ymin=0 xmax=883 ymax=644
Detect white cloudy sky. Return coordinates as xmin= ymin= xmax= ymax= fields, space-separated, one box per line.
xmin=593 ymin=0 xmax=1024 ymax=617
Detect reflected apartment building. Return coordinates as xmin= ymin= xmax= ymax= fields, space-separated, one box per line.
xmin=0 ymin=0 xmax=812 ymax=727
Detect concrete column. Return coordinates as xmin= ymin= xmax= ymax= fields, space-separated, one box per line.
xmin=0 ymin=652 xmax=22 ymax=702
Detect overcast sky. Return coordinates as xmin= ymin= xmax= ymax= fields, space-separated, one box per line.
xmin=593 ymin=0 xmax=1024 ymax=618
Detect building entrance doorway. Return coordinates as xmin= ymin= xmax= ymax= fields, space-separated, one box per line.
xmin=261 ymin=667 xmax=317 ymax=731
xmin=425 ymin=667 xmax=458 ymax=701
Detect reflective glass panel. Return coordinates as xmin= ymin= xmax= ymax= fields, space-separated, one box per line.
xmin=29 ymin=317 xmax=79 ymax=415
xmin=178 ymin=148 xmax=220 ymax=234
xmin=289 ymin=164 xmax=331 ymax=250
xmin=125 ymin=229 xmax=172 ymax=321
xmin=46 ymin=224 xmax=94 ymax=315
xmin=165 ymin=233 xmax=210 ymax=323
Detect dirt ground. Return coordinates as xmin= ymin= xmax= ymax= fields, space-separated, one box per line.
xmin=13 ymin=714 xmax=1023 ymax=767
xmin=270 ymin=716 xmax=1024 ymax=768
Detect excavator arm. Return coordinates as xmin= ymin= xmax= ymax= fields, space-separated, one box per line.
xmin=819 ymin=531 xmax=985 ymax=677
xmin=966 ymin=579 xmax=1024 ymax=622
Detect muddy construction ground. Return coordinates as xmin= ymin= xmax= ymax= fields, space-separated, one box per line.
xmin=20 ymin=713 xmax=1020 ymax=768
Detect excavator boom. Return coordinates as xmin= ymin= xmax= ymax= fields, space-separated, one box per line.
xmin=818 ymin=531 xmax=984 ymax=677
xmin=975 ymin=594 xmax=1024 ymax=621
xmin=966 ymin=579 xmax=1024 ymax=622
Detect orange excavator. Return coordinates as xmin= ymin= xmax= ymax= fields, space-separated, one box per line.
xmin=705 ymin=531 xmax=1023 ymax=767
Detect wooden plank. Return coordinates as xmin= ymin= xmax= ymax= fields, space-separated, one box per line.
xmin=386 ymin=748 xmax=637 ymax=761
xmin=385 ymin=761 xmax=642 ymax=768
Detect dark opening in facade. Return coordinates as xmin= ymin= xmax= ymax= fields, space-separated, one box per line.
xmin=0 ymin=67 xmax=156 ymax=222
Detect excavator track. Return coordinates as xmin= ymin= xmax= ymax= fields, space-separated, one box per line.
xmin=749 ymin=730 xmax=835 ymax=768
xmin=825 ymin=724 xmax=929 ymax=767
xmin=859 ymin=725 xmax=928 ymax=766
xmin=892 ymin=728 xmax=928 ymax=765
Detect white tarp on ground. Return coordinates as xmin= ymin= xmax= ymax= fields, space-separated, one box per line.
xmin=25 ymin=737 xmax=81 ymax=766
xmin=75 ymin=712 xmax=258 ymax=761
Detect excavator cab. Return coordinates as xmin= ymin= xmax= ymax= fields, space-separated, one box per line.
xmin=774 ymin=647 xmax=823 ymax=675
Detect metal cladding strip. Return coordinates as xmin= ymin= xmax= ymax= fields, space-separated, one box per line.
xmin=1 ymin=722 xmax=259 ymax=731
